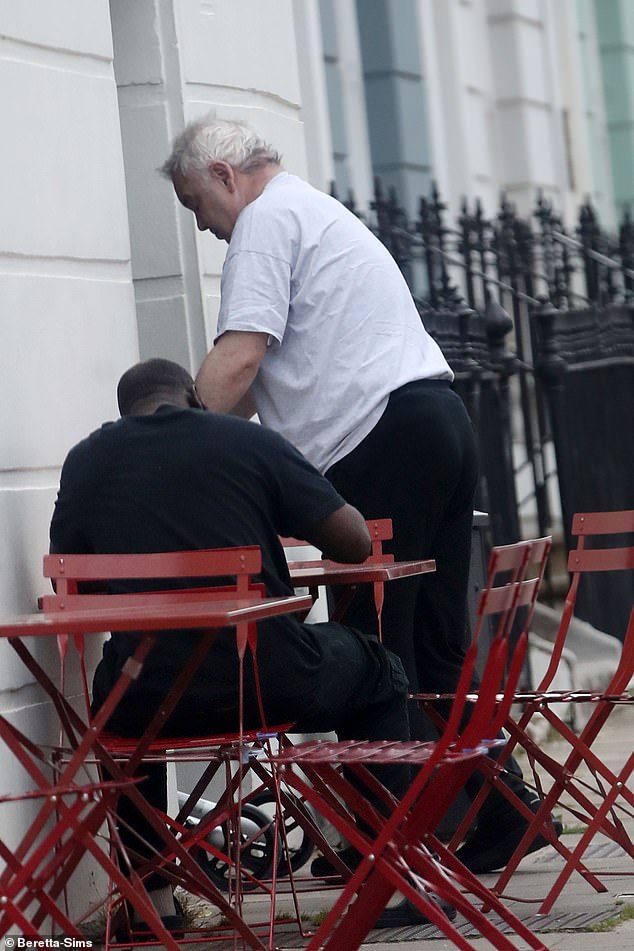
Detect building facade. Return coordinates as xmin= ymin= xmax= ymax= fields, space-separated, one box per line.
xmin=319 ymin=0 xmax=632 ymax=228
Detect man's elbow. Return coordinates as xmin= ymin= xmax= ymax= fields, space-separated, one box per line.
xmin=342 ymin=520 xmax=372 ymax=562
xmin=309 ymin=505 xmax=371 ymax=563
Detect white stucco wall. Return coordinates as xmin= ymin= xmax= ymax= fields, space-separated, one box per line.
xmin=418 ymin=0 xmax=614 ymax=259
xmin=0 ymin=0 xmax=138 ymax=906
xmin=416 ymin=0 xmax=501 ymax=217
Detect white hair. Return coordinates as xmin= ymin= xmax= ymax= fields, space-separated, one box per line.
xmin=161 ymin=116 xmax=282 ymax=180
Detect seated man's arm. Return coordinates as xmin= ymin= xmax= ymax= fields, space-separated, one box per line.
xmin=305 ymin=503 xmax=371 ymax=564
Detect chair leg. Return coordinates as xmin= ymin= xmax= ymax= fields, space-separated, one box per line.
xmin=492 ymin=699 xmax=634 ymax=902
xmin=273 ymin=755 xmax=550 ymax=951
xmin=538 ymin=751 xmax=634 ymax=914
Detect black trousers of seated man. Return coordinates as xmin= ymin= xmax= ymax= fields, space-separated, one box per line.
xmin=92 ymin=619 xmax=410 ymax=890
xmin=326 ymin=379 xmax=527 ymax=828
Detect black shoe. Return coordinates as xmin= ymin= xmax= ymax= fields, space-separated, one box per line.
xmin=375 ymin=892 xmax=457 ymax=928
xmin=455 ymin=799 xmax=563 ymax=874
xmin=113 ymin=896 xmax=185 ymax=941
xmin=310 ymin=845 xmax=362 ymax=882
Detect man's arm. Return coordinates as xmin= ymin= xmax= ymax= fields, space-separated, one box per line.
xmin=196 ymin=330 xmax=268 ymax=414
xmin=232 ymin=389 xmax=258 ymax=420
xmin=304 ymin=503 xmax=371 ymax=564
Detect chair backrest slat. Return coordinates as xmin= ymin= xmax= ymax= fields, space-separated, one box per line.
xmin=482 ymin=576 xmax=543 ymax=616
xmin=40 ymin=583 xmax=266 ymax=613
xmin=572 ymin=511 xmax=634 ymax=536
xmin=538 ymin=510 xmax=634 ymax=692
xmin=44 ymin=547 xmax=261 ymax=582
xmin=473 ymin=536 xmax=551 ymax=646
xmin=567 ymin=547 xmax=634 ymax=573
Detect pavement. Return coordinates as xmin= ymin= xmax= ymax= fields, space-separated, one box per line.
xmin=89 ymin=705 xmax=633 ymax=949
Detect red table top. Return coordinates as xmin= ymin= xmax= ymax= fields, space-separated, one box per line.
xmin=288 ymin=558 xmax=436 ymax=586
xmin=0 ymin=593 xmax=313 ymax=638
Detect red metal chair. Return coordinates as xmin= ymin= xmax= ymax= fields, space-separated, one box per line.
xmin=263 ymin=555 xmax=550 ymax=950
xmin=414 ymin=534 xmax=615 ymax=905
xmin=487 ymin=511 xmax=634 ymax=911
xmin=0 ymin=626 xmax=228 ymax=949
xmin=0 ymin=712 xmax=147 ymax=942
xmin=415 ymin=536 xmax=555 ymax=845
xmin=24 ymin=548 xmax=303 ymax=947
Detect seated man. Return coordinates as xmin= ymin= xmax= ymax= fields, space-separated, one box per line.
xmin=49 ymin=358 xmax=442 ymax=930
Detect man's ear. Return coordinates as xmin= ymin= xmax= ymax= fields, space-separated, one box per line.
xmin=210 ymin=161 xmax=235 ymax=191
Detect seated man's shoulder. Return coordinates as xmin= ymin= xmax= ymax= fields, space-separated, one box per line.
xmin=70 ymin=419 xmax=118 ymax=454
xmin=204 ymin=412 xmax=295 ymax=458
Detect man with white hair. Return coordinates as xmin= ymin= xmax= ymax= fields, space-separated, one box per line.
xmin=162 ymin=117 xmax=560 ymax=877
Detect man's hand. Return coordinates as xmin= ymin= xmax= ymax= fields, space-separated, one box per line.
xmin=196 ymin=330 xmax=267 ymax=414
xmin=306 ymin=504 xmax=371 ymax=563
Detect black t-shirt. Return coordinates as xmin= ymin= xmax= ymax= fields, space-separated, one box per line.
xmin=49 ymin=405 xmax=346 ymax=690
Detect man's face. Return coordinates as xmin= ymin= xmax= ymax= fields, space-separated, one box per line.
xmin=173 ymin=167 xmax=240 ymax=242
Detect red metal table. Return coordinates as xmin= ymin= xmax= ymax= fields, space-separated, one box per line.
xmin=288 ymin=557 xmax=436 ymax=634
xmin=0 ymin=594 xmax=312 ymax=637
xmin=288 ymin=558 xmax=436 ymax=587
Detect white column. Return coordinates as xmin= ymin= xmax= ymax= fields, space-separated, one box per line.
xmin=112 ymin=0 xmax=310 ymax=359
xmin=331 ymin=0 xmax=374 ymax=207
xmin=560 ymin=0 xmax=615 ymax=227
xmin=487 ymin=0 xmax=567 ymax=214
xmin=110 ymin=0 xmax=208 ymax=371
xmin=416 ymin=0 xmax=501 ymax=217
xmin=292 ymin=0 xmax=335 ymax=190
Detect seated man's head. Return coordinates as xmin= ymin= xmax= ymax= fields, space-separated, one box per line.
xmin=117 ymin=358 xmax=205 ymax=417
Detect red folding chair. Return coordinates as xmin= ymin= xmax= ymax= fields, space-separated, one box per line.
xmin=415 ymin=536 xmax=555 ymax=844
xmin=278 ymin=517 xmax=435 ymax=903
xmin=414 ymin=535 xmax=614 ymax=906
xmin=262 ymin=560 xmax=550 ymax=950
xmin=488 ymin=511 xmax=634 ymax=911
xmin=17 ymin=548 xmax=306 ymax=947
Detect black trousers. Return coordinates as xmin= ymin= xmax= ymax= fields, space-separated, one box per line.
xmin=326 ymin=380 xmax=525 ymax=815
xmin=93 ymin=620 xmax=410 ymax=889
